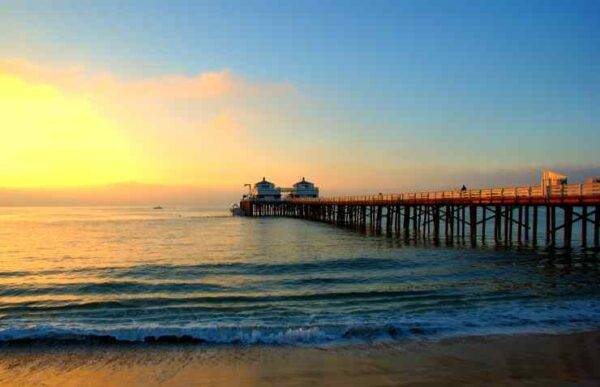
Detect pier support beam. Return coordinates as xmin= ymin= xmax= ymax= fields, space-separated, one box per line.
xmin=481 ymin=206 xmax=486 ymax=244
xmin=551 ymin=206 xmax=556 ymax=248
xmin=433 ymin=206 xmax=440 ymax=243
xmin=461 ymin=206 xmax=466 ymax=241
xmin=581 ymin=206 xmax=587 ymax=248
xmin=546 ymin=206 xmax=551 ymax=245
xmin=517 ymin=206 xmax=523 ymax=243
xmin=403 ymin=206 xmax=410 ymax=239
xmin=386 ymin=206 xmax=393 ymax=236
xmin=524 ymin=206 xmax=530 ymax=242
xmin=504 ymin=207 xmax=510 ymax=245
xmin=594 ymin=206 xmax=599 ymax=249
xmin=564 ymin=206 xmax=573 ymax=249
xmin=469 ymin=205 xmax=477 ymax=245
xmin=494 ymin=206 xmax=501 ymax=243
xmin=532 ymin=206 xmax=538 ymax=246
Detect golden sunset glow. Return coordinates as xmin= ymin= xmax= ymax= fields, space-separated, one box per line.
xmin=0 ymin=73 xmax=136 ymax=188
xmin=0 ymin=59 xmax=309 ymax=194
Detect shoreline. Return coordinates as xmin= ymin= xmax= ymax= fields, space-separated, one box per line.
xmin=1 ymin=330 xmax=599 ymax=386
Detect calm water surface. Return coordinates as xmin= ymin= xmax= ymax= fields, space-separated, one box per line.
xmin=0 ymin=207 xmax=599 ymax=345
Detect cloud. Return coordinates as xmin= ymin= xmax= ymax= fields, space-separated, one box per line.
xmin=0 ymin=58 xmax=300 ymax=189
xmin=0 ymin=58 xmax=294 ymax=101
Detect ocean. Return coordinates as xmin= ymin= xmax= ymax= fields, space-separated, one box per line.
xmin=1 ymin=206 xmax=599 ymax=346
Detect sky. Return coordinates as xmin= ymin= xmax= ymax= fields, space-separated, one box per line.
xmin=0 ymin=0 xmax=598 ymax=205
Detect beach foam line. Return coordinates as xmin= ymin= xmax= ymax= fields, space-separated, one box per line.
xmin=1 ymin=314 xmax=599 ymax=346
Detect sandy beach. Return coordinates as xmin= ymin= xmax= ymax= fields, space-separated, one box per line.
xmin=1 ymin=331 xmax=599 ymax=386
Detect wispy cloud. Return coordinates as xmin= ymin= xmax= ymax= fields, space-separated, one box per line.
xmin=0 ymin=59 xmax=294 ymax=100
xmin=0 ymin=58 xmax=300 ymax=189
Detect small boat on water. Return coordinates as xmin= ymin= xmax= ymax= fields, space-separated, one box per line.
xmin=230 ymin=203 xmax=242 ymax=216
xmin=153 ymin=206 xmax=163 ymax=210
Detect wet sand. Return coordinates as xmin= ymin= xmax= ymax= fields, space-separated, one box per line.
xmin=1 ymin=331 xmax=599 ymax=386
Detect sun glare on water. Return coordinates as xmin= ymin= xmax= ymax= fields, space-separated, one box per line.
xmin=0 ymin=73 xmax=136 ymax=188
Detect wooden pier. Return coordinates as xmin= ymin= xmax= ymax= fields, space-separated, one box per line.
xmin=240 ymin=182 xmax=600 ymax=250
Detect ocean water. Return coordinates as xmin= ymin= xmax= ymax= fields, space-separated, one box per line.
xmin=0 ymin=207 xmax=599 ymax=345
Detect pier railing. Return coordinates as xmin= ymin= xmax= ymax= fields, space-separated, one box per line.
xmin=290 ymin=182 xmax=600 ymax=206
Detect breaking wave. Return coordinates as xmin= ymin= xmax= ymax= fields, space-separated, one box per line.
xmin=2 ymin=299 xmax=599 ymax=346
